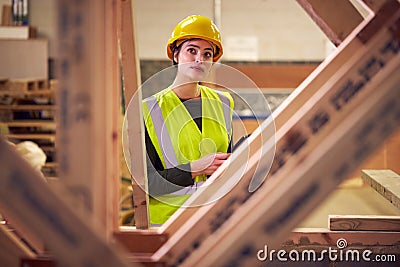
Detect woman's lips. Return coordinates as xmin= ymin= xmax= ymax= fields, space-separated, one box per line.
xmin=191 ymin=65 xmax=205 ymax=72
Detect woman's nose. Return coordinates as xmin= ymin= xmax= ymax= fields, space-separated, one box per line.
xmin=195 ymin=53 xmax=202 ymax=63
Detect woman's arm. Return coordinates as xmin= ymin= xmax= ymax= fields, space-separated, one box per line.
xmin=145 ymin=127 xmax=194 ymax=196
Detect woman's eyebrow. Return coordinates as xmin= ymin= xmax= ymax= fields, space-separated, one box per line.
xmin=186 ymin=44 xmax=213 ymax=51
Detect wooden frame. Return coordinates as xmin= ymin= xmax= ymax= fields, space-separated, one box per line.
xmin=296 ymin=0 xmax=364 ymax=46
xmin=0 ymin=138 xmax=132 ymax=266
xmin=151 ymin=0 xmax=400 ymax=265
xmin=56 ymin=0 xmax=121 ymax=236
xmin=0 ymin=1 xmax=399 ymax=266
xmin=158 ymin=0 xmax=399 ymax=235
xmin=176 ymin=60 xmax=400 ymax=267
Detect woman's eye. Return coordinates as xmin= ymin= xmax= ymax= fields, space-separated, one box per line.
xmin=204 ymin=52 xmax=212 ymax=58
xmin=188 ymin=48 xmax=196 ymax=54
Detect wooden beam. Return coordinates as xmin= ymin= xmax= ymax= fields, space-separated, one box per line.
xmin=20 ymin=257 xmax=57 ymax=267
xmin=289 ymin=228 xmax=400 ymax=247
xmin=159 ymin=0 xmax=398 ymax=237
xmin=152 ymin=2 xmax=400 ymax=266
xmin=0 ymin=223 xmax=35 ymax=267
xmin=0 ymin=105 xmax=56 ymax=110
xmin=56 ymin=0 xmax=120 ymax=237
xmin=1 ymin=5 xmax=12 ymax=26
xmin=361 ymin=170 xmax=400 ymax=210
xmin=3 ymin=121 xmax=55 ymax=127
xmin=0 ymin=139 xmax=133 ymax=267
xmin=362 ymin=0 xmax=389 ymax=13
xmin=5 ymin=133 xmax=55 ymax=140
xmin=296 ymin=0 xmax=365 ymax=46
xmin=329 ymin=215 xmax=400 ymax=231
xmin=227 ymin=63 xmax=318 ymax=89
xmin=182 ymin=61 xmax=400 ymax=267
xmin=119 ymin=0 xmax=150 ymax=229
xmin=119 ymin=0 xmax=141 ymax=104
xmin=114 ymin=227 xmax=168 ymax=254
xmin=2 ymin=217 xmax=46 ymax=255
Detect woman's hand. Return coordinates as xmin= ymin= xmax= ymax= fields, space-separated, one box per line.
xmin=190 ymin=152 xmax=231 ymax=178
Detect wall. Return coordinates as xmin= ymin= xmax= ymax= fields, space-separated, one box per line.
xmin=132 ymin=0 xmax=336 ymax=61
xmin=0 ymin=0 xmax=345 ymax=61
xmin=0 ymin=0 xmax=57 ymax=57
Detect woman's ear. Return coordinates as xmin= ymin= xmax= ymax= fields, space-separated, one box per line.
xmin=173 ymin=52 xmax=179 ymax=64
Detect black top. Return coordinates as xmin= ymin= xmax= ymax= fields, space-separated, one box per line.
xmin=145 ymin=98 xmax=232 ymax=196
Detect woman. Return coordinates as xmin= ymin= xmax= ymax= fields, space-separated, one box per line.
xmin=142 ymin=15 xmax=234 ymax=225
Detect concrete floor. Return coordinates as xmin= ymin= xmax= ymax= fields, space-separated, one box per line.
xmin=299 ymin=177 xmax=400 ymax=228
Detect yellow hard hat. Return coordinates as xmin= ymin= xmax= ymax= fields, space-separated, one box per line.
xmin=167 ymin=15 xmax=223 ymax=62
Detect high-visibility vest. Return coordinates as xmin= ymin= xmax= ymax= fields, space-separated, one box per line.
xmin=142 ymin=85 xmax=234 ymax=225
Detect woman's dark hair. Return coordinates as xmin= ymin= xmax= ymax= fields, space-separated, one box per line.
xmin=171 ymin=41 xmax=184 ymax=66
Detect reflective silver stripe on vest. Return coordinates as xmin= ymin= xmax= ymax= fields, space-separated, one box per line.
xmin=216 ymin=91 xmax=232 ymax=140
xmin=145 ymin=96 xmax=178 ymax=168
xmin=170 ymin=181 xmax=205 ymax=195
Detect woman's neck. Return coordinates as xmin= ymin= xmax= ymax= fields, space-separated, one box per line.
xmin=171 ymin=81 xmax=200 ymax=99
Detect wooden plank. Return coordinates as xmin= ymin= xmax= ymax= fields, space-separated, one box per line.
xmin=20 ymin=257 xmax=57 ymax=267
xmin=119 ymin=0 xmax=150 ymax=229
xmin=159 ymin=0 xmax=396 ymax=236
xmin=258 ymin=229 xmax=400 ymax=262
xmin=21 ymin=255 xmax=165 ymax=267
xmin=1 ymin=5 xmax=12 ymax=26
xmin=4 ymin=121 xmax=55 ymax=127
xmin=106 ymin=0 xmax=123 ymax=237
xmin=296 ymin=0 xmax=364 ymax=46
xmin=6 ymin=133 xmax=55 ymax=140
xmin=358 ymin=0 xmax=400 ymax=44
xmin=153 ymin=3 xmax=400 ymax=265
xmin=289 ymin=228 xmax=400 ymax=247
xmin=56 ymin=0 xmax=121 ymax=238
xmin=361 ymin=170 xmax=400 ymax=210
xmin=114 ymin=227 xmax=168 ymax=254
xmin=0 ymin=138 xmax=133 ymax=267
xmin=0 ymin=105 xmax=55 ymax=110
xmin=0 ymin=89 xmax=54 ymax=98
xmin=227 ymin=63 xmax=318 ymax=88
xmin=362 ymin=0 xmax=389 ymax=12
xmin=0 ymin=223 xmax=35 ymax=267
xmin=119 ymin=0 xmax=141 ymax=105
xmin=3 ymin=217 xmax=46 ymax=255
xmin=329 ymin=215 xmax=400 ymax=231
xmin=8 ymin=79 xmax=48 ymax=92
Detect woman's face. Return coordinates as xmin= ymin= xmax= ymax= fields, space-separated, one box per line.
xmin=174 ymin=39 xmax=214 ymax=82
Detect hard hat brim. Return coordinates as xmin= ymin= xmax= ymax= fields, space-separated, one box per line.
xmin=167 ymin=35 xmax=223 ymax=62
